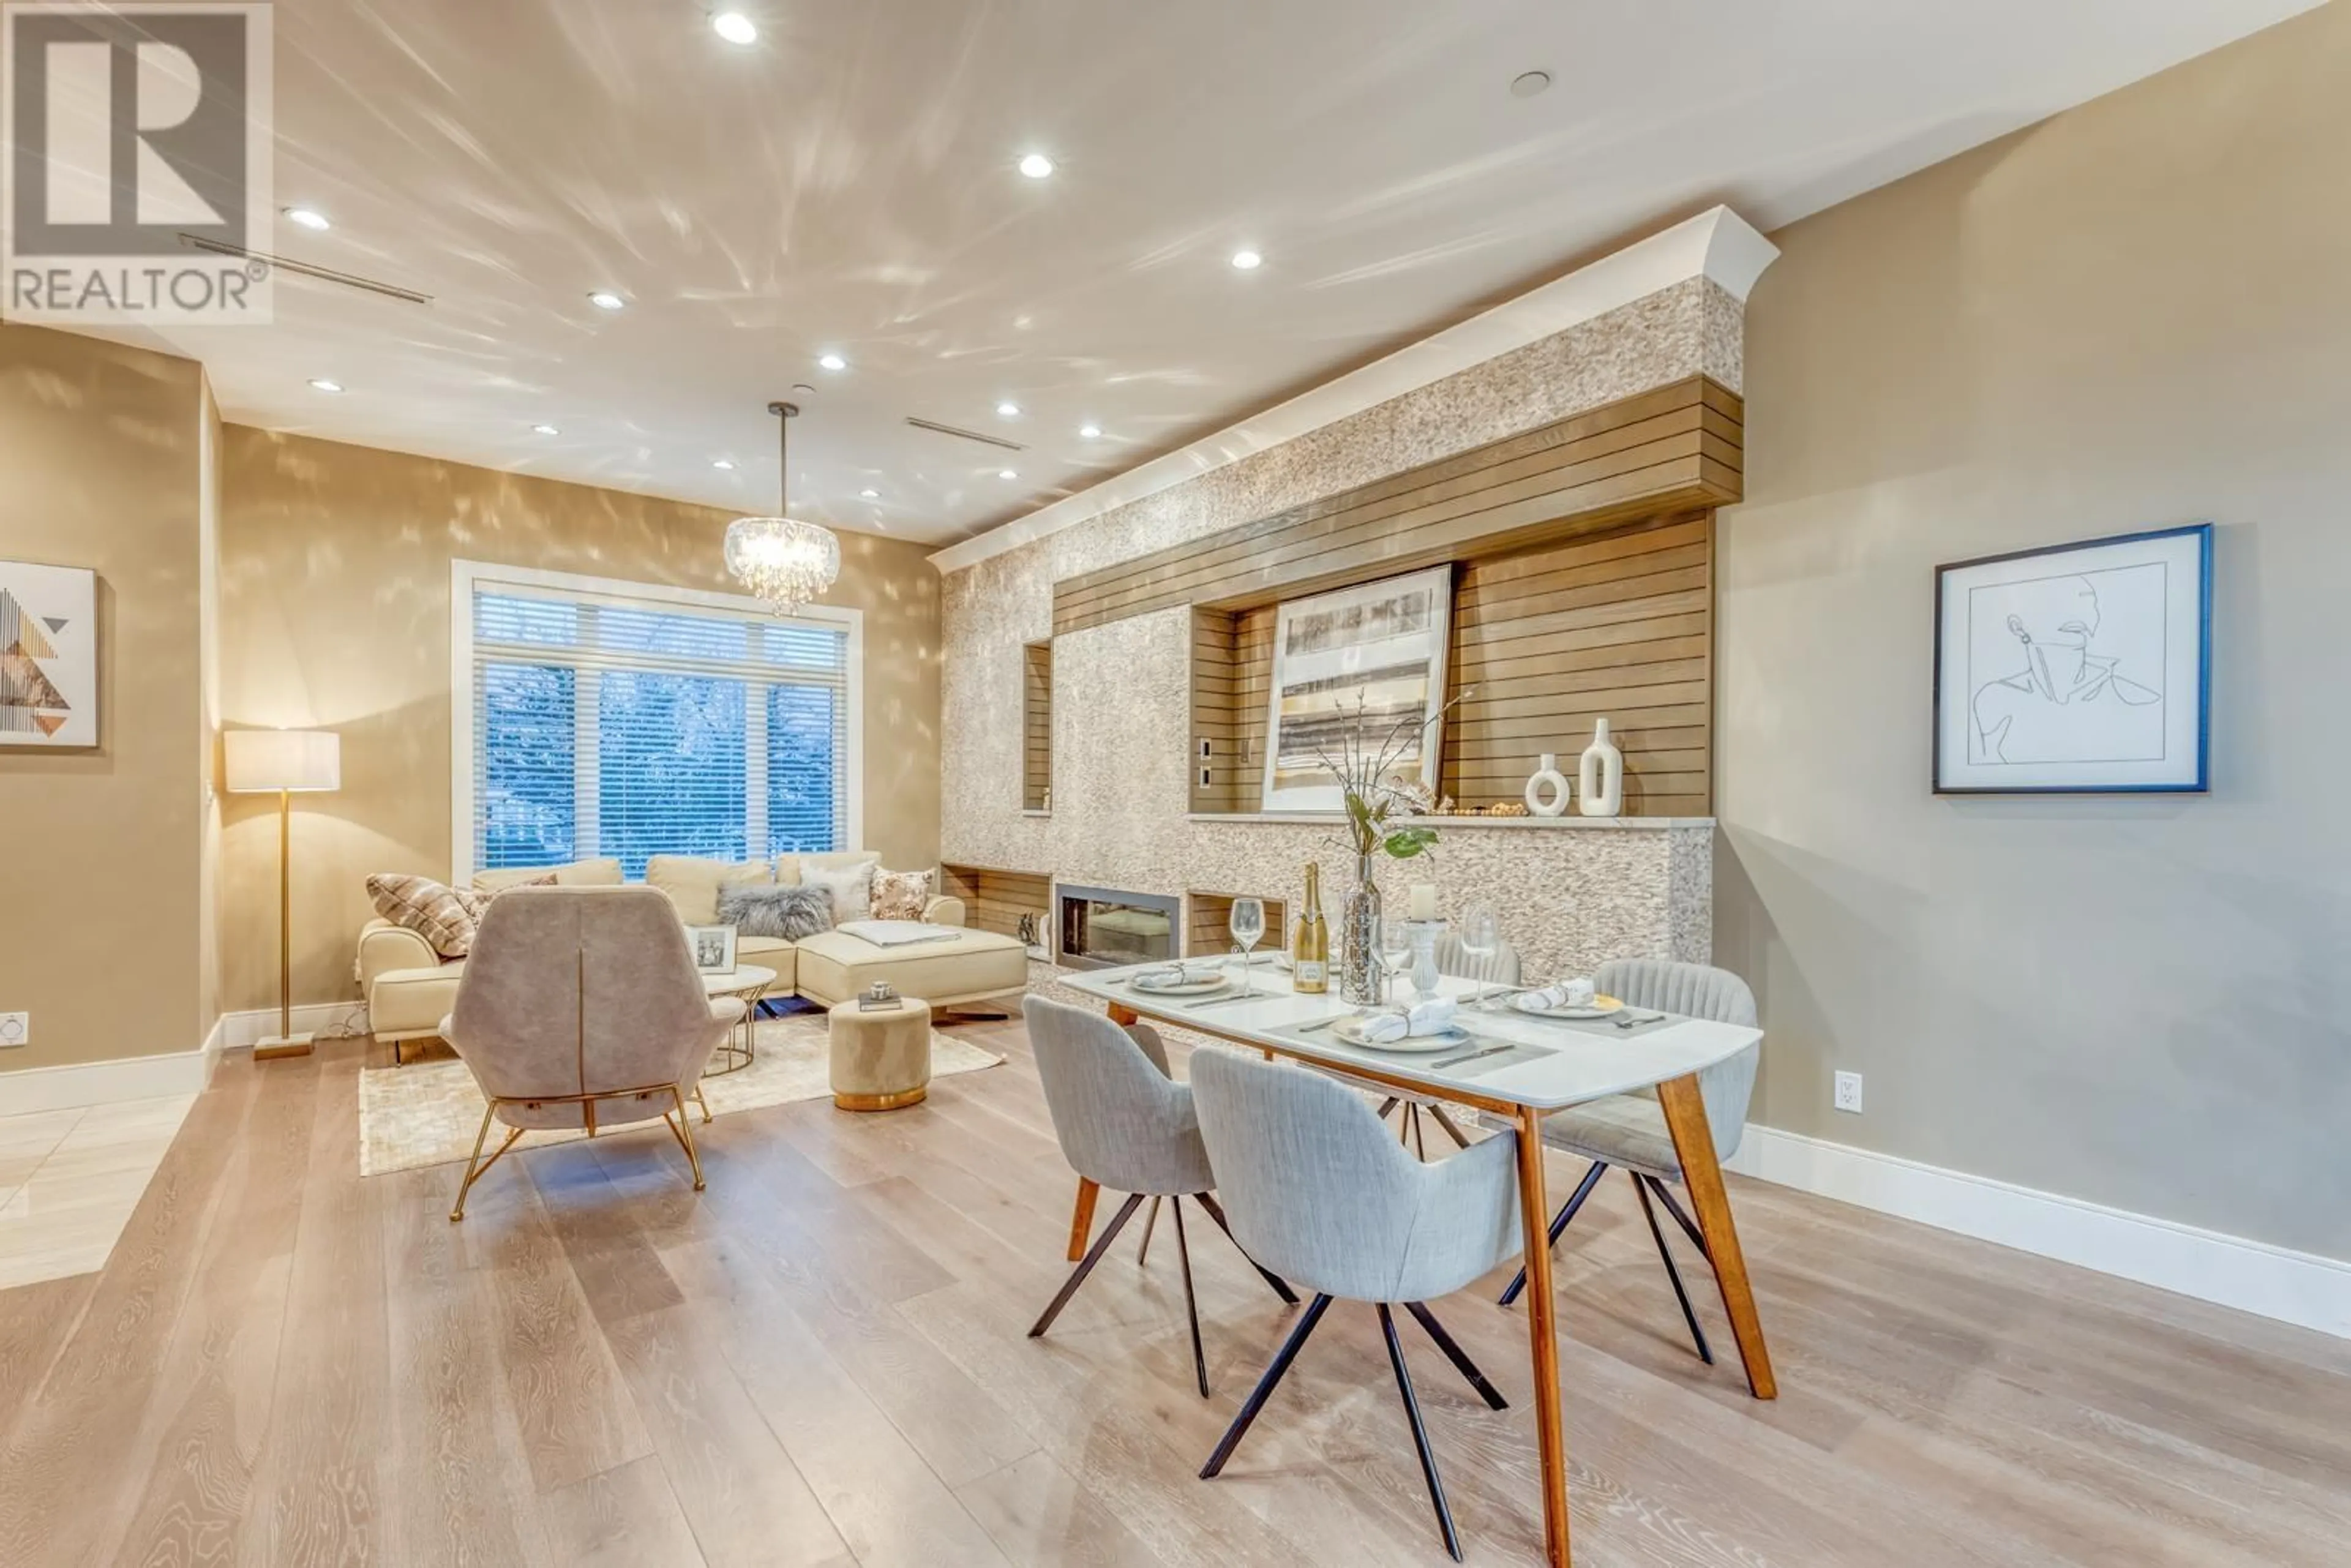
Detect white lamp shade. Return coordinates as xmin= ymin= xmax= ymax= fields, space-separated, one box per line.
xmin=224 ymin=729 xmax=341 ymax=793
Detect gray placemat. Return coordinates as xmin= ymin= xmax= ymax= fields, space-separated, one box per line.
xmin=1504 ymin=1005 xmax=1682 ymax=1040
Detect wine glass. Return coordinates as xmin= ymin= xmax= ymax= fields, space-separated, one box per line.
xmin=1229 ymin=897 xmax=1266 ymax=994
xmin=1374 ymin=914 xmax=1414 ymax=1010
xmin=1460 ymin=900 xmax=1500 ymax=1008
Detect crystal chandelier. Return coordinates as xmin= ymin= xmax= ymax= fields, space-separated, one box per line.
xmin=724 ymin=400 xmax=840 ymax=614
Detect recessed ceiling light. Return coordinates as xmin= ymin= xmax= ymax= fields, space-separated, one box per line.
xmin=998 ymin=469 xmax=1018 ymax=480
xmin=307 ymin=378 xmax=343 ymax=393
xmin=860 ymin=487 xmax=879 ymax=499
xmin=283 ymin=206 xmax=329 ymax=231
xmin=532 ymin=423 xmax=560 ymax=436
xmin=1510 ymin=69 xmax=1553 ymax=99
xmin=1079 ymin=423 xmax=1102 ymax=439
xmin=1017 ymin=152 xmax=1055 ymax=179
xmin=588 ymin=290 xmax=626 ymax=310
xmin=817 ymin=352 xmax=847 ymax=371
xmin=712 ymin=12 xmax=757 ymax=45
xmin=996 ymin=401 xmax=1021 ymax=418
xmin=713 ymin=458 xmax=737 ymax=470
xmin=1230 ymin=249 xmax=1262 ymax=271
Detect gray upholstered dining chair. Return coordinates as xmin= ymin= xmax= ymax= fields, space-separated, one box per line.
xmin=1496 ymin=958 xmax=1759 ymax=1368
xmin=1190 ymin=1048 xmax=1521 ymax=1562
xmin=1371 ymin=932 xmax=1526 ymax=1157
xmin=1022 ymin=997 xmax=1297 ymax=1398
xmin=441 ymin=887 xmax=735 ymax=1221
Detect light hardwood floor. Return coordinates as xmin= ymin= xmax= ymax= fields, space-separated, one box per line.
xmin=2 ymin=1022 xmax=2347 ymax=1566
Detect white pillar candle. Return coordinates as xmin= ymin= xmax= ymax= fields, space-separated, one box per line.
xmin=1408 ymin=883 xmax=1437 ymax=921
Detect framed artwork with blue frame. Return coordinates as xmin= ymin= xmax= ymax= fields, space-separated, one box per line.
xmin=1932 ymin=522 xmax=2212 ymax=794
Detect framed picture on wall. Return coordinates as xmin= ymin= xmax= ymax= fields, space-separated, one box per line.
xmin=1261 ymin=565 xmax=1453 ymax=812
xmin=0 ymin=561 xmax=97 ymax=749
xmin=1932 ymin=523 xmax=2211 ymax=793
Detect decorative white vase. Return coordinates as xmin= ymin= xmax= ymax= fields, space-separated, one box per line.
xmin=1523 ymin=753 xmax=1571 ymax=817
xmin=1578 ymin=719 xmax=1623 ymax=817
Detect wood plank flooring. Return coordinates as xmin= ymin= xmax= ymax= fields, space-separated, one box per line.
xmin=1 ymin=1024 xmax=2346 ymax=1566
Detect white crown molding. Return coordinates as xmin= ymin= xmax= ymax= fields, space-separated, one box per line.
xmin=0 ymin=1022 xmax=223 ymax=1116
xmin=928 ymin=205 xmax=1777 ymax=576
xmin=1727 ymin=1123 xmax=2351 ymax=1341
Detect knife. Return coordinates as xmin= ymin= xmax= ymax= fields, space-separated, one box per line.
xmin=1430 ymin=1043 xmax=1513 ymax=1070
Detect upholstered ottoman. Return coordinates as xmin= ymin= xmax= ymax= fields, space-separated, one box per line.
xmin=828 ymin=996 xmax=934 ymax=1111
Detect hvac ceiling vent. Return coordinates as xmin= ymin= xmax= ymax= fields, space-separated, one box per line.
xmin=904 ymin=415 xmax=1026 ymax=452
xmin=178 ymin=233 xmax=434 ymax=305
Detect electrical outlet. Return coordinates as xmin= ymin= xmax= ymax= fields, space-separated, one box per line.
xmin=1833 ymin=1070 xmax=1863 ymax=1114
xmin=0 ymin=1012 xmax=28 ymax=1049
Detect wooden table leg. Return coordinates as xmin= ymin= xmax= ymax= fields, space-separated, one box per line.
xmin=1656 ymin=1074 xmax=1777 ymax=1400
xmin=1513 ymin=1106 xmax=1573 ymax=1567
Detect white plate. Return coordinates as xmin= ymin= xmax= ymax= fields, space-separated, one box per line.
xmin=1133 ymin=972 xmax=1230 ymax=997
xmin=1333 ymin=1020 xmax=1474 ymax=1053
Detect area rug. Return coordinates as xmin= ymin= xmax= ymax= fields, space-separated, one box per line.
xmin=356 ymin=1013 xmax=1003 ymax=1177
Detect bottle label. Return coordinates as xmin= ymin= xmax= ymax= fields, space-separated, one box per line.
xmin=1295 ymin=960 xmax=1326 ymax=986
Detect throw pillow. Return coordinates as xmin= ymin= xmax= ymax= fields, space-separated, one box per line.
xmin=367 ymin=872 xmax=484 ymax=959
xmin=717 ymin=882 xmax=835 ymax=940
xmin=803 ymin=860 xmax=875 ymax=923
xmin=871 ymin=867 xmax=934 ymax=922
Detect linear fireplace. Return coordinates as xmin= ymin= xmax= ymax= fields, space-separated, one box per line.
xmin=1057 ymin=884 xmax=1180 ymax=970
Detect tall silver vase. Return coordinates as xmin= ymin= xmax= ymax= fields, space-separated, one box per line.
xmin=1340 ymin=855 xmax=1382 ymax=1005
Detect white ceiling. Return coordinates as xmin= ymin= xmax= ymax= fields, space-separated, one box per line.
xmin=66 ymin=0 xmax=2319 ymax=545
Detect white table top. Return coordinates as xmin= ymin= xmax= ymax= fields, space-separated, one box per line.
xmin=702 ymin=964 xmax=778 ymax=995
xmin=1059 ymin=961 xmax=1759 ymax=1113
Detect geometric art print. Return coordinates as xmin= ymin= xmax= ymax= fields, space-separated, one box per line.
xmin=0 ymin=562 xmax=97 ymax=748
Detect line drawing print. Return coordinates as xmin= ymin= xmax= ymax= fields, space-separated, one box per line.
xmin=1968 ymin=564 xmax=2166 ymax=766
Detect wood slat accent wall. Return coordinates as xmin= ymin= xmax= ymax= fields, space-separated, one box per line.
xmin=1187 ymin=892 xmax=1288 ymax=960
xmin=939 ymin=863 xmax=1051 ymax=942
xmin=1189 ymin=605 xmax=1277 ymax=814
xmin=1440 ymin=511 xmax=1715 ymax=817
xmin=1056 ymin=375 xmax=1741 ymax=637
xmin=1022 ymin=640 xmax=1052 ymax=811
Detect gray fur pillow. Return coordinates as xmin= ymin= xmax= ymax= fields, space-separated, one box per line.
xmin=717 ymin=881 xmax=834 ymax=940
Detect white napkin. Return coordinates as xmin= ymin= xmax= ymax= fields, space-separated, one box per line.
xmin=1357 ymin=997 xmax=1458 ymax=1043
xmin=1513 ymin=978 xmax=1597 ymax=1015
xmin=1136 ymin=962 xmax=1205 ymax=989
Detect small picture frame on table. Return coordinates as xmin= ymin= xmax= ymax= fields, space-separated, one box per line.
xmin=688 ymin=925 xmax=738 ymax=973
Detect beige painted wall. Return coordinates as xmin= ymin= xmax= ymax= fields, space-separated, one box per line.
xmin=217 ymin=428 xmax=941 ymax=1014
xmin=1716 ymin=2 xmax=2350 ymax=1259
xmin=0 ymin=323 xmax=211 ymax=1071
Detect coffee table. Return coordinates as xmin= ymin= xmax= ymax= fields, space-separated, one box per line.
xmin=700 ymin=964 xmax=778 ymax=1077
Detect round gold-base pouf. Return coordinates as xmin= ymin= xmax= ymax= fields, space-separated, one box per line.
xmin=827 ymin=995 xmax=934 ymax=1111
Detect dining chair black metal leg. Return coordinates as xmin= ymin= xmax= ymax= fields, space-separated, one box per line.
xmin=1644 ymin=1172 xmax=1711 ymax=1262
xmin=1378 ymin=1303 xmax=1463 ymax=1562
xmin=1192 ymin=1191 xmax=1299 ymax=1303
xmin=1172 ymin=1196 xmax=1211 ymax=1398
xmin=1201 ymin=1293 xmax=1332 ymax=1478
xmin=1402 ymin=1301 xmax=1509 ymax=1410
xmin=1427 ymin=1106 xmax=1472 ymax=1149
xmin=1136 ymin=1195 xmax=1163 ymax=1266
xmin=1633 ymin=1171 xmax=1714 ymax=1366
xmin=1497 ymin=1158 xmax=1610 ymax=1307
xmin=1029 ymin=1192 xmax=1145 ymax=1338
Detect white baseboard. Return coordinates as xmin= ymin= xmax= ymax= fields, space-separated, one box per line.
xmin=216 ymin=1000 xmax=371 ymax=1051
xmin=1726 ymin=1123 xmax=2351 ymax=1341
xmin=0 ymin=1025 xmax=222 ymax=1115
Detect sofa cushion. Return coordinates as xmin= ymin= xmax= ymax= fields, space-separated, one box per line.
xmin=793 ymin=926 xmax=1028 ymax=1008
xmin=803 ymin=860 xmax=876 ymax=923
xmin=718 ymin=881 xmax=834 ymax=940
xmin=473 ymin=857 xmax=623 ymax=892
xmin=871 ymin=867 xmax=935 ymax=922
xmin=647 ymin=855 xmax=772 ymax=923
xmin=370 ymin=962 xmax=466 ymax=1038
xmin=732 ymin=935 xmax=798 ymax=990
xmin=778 ymin=849 xmax=878 ymax=883
xmin=366 ymin=873 xmax=493 ymax=958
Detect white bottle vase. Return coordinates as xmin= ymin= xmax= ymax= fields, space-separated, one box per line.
xmin=1523 ymin=753 xmax=1571 ymax=817
xmin=1578 ymin=719 xmax=1623 ymax=817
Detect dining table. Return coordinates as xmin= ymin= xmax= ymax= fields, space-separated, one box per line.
xmin=1056 ymin=959 xmax=1777 ymax=1567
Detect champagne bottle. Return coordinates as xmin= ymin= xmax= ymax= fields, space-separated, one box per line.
xmin=1292 ymin=861 xmax=1330 ymax=993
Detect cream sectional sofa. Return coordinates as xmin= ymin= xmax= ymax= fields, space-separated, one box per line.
xmin=358 ymin=852 xmax=1027 ymax=1060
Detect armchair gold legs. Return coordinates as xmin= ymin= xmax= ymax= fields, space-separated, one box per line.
xmin=449 ymin=1081 xmax=710 ymax=1221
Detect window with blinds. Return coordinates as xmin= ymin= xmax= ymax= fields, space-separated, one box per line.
xmin=468 ymin=579 xmax=852 ymax=879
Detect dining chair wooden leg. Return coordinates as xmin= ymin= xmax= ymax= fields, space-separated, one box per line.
xmin=1376 ymin=1096 xmax=1401 ymax=1120
xmin=1191 ymin=1191 xmax=1299 ymax=1303
xmin=1378 ymin=1303 xmax=1463 ymax=1562
xmin=1402 ymin=1301 xmax=1509 ymax=1409
xmin=1645 ymin=1173 xmax=1711 ymax=1261
xmin=1201 ymin=1294 xmax=1332 ymax=1479
xmin=1136 ymin=1195 xmax=1162 ymax=1265
xmin=1632 ymin=1171 xmax=1713 ymax=1365
xmin=1656 ymin=1074 xmax=1776 ymax=1400
xmin=1030 ymin=1192 xmax=1145 ymax=1338
xmin=1428 ymin=1106 xmax=1472 ymax=1149
xmin=1410 ymin=1105 xmax=1427 ymax=1161
xmin=1171 ymin=1198 xmax=1210 ymax=1398
xmin=1497 ymin=1158 xmax=1609 ymax=1307
xmin=1512 ymin=1107 xmax=1574 ymax=1567
xmin=1067 ymin=1177 xmax=1101 ymax=1262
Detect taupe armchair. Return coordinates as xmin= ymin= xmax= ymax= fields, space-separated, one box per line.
xmin=440 ymin=887 xmax=735 ymax=1220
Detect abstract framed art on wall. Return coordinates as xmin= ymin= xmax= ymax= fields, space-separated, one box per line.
xmin=0 ymin=561 xmax=97 ymax=748
xmin=1932 ymin=523 xmax=2211 ymax=793
xmin=1261 ymin=565 xmax=1452 ymax=812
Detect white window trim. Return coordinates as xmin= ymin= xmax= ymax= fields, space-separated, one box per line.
xmin=449 ymin=558 xmax=864 ymax=881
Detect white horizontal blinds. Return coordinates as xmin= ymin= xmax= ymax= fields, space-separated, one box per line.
xmin=471 ymin=583 xmax=850 ymax=878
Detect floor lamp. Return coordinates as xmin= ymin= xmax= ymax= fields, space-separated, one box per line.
xmin=225 ymin=729 xmax=341 ymax=1060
